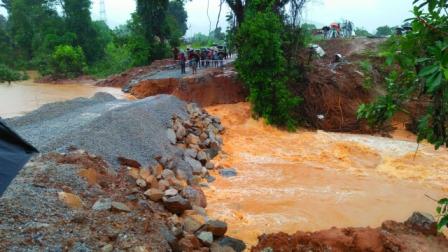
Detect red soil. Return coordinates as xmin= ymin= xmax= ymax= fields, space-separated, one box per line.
xmin=130 ymin=68 xmax=247 ymax=107
xmin=252 ymin=220 xmax=448 ymax=252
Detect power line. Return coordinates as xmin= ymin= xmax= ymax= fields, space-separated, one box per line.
xmin=99 ymin=0 xmax=107 ymax=23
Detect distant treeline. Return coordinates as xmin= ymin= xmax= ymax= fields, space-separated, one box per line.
xmin=0 ymin=0 xmax=189 ymax=79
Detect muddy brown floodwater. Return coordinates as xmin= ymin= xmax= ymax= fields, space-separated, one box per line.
xmin=0 ymin=78 xmax=126 ymax=118
xmin=205 ymin=102 xmax=448 ymax=247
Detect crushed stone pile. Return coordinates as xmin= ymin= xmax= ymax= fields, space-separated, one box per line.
xmin=1 ymin=94 xmax=245 ymax=251
xmin=5 ymin=93 xmax=188 ymax=169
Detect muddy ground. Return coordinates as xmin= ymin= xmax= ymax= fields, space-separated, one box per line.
xmin=252 ymin=217 xmax=448 ymax=252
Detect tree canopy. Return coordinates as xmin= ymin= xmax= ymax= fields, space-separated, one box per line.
xmin=231 ymin=0 xmax=308 ymax=129
xmin=0 ymin=0 xmax=189 ymax=78
xmin=358 ymin=0 xmax=448 ymax=149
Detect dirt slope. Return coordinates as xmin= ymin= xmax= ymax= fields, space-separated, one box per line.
xmin=130 ymin=68 xmax=247 ymax=107
xmin=300 ymin=38 xmax=387 ymax=132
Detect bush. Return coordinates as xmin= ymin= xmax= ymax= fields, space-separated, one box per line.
xmin=89 ymin=43 xmax=133 ymax=78
xmin=47 ymin=45 xmax=87 ymax=78
xmin=358 ymin=0 xmax=448 ymax=149
xmin=236 ymin=4 xmax=300 ymax=130
xmin=0 ymin=64 xmax=27 ymax=84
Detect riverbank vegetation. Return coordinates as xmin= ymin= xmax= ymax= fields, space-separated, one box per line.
xmin=229 ymin=0 xmax=308 ymax=130
xmin=0 ymin=0 xmax=189 ymax=78
xmin=0 ymin=63 xmax=27 ymax=84
xmin=356 ymin=0 xmax=448 ymax=230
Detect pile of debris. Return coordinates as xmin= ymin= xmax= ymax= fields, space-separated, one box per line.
xmin=0 ymin=96 xmax=246 ymax=251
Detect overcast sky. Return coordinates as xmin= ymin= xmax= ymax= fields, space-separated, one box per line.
xmin=1 ymin=0 xmax=414 ymax=35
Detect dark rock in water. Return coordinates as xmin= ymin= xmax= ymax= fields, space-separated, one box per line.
xmin=161 ymin=227 xmax=180 ymax=252
xmin=163 ymin=195 xmax=192 ymax=215
xmin=205 ymin=220 xmax=228 ymax=237
xmin=404 ymin=212 xmax=437 ymax=236
xmin=219 ymin=168 xmax=237 ymax=177
xmin=117 ymin=157 xmax=141 ymax=168
xmin=217 ymin=237 xmax=246 ymax=252
xmin=206 ymin=175 xmax=216 ymax=183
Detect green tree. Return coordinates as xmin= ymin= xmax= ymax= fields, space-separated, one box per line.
xmin=358 ymin=0 xmax=448 ymax=149
xmin=0 ymin=14 xmax=14 ymax=64
xmin=48 ymin=45 xmax=87 ymax=78
xmin=63 ymin=0 xmax=104 ymax=63
xmin=236 ymin=0 xmax=300 ymax=129
xmin=136 ymin=0 xmax=169 ymax=42
xmin=88 ymin=43 xmax=133 ymax=77
xmin=375 ymin=25 xmax=394 ymax=36
xmin=9 ymin=0 xmax=62 ymax=61
xmin=210 ymin=27 xmax=226 ymax=41
xmin=0 ymin=0 xmax=11 ymax=13
xmin=167 ymin=0 xmax=188 ymax=46
xmin=355 ymin=27 xmax=371 ymax=37
xmin=0 ymin=64 xmax=25 ymax=84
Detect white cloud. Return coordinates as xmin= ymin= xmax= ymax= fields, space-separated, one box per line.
xmin=1 ymin=0 xmax=415 ymax=35
xmin=303 ymin=0 xmax=413 ymax=33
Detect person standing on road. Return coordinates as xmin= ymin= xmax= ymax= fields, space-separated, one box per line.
xmin=190 ymin=51 xmax=200 ymax=75
xmin=179 ymin=52 xmax=186 ymax=74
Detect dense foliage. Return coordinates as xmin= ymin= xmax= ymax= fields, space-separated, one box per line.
xmin=356 ymin=0 xmax=448 ymax=230
xmin=47 ymin=45 xmax=87 ymax=78
xmin=0 ymin=63 xmax=26 ymax=83
xmin=0 ymin=0 xmax=188 ymax=78
xmin=233 ymin=0 xmax=306 ymax=129
xmin=355 ymin=27 xmax=372 ymax=37
xmin=375 ymin=25 xmax=394 ymax=37
xmin=358 ymin=0 xmax=448 ymax=149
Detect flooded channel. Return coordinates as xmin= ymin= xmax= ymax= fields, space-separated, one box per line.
xmin=205 ymin=102 xmax=448 ymax=247
xmin=2 ymin=78 xmax=447 ymax=248
xmin=0 ymin=77 xmax=125 ymax=118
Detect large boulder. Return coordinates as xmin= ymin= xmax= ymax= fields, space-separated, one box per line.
xmin=404 ymin=212 xmax=437 ymax=236
xmin=163 ymin=195 xmax=192 ymax=215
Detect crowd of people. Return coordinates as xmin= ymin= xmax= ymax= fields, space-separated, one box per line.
xmin=173 ymin=47 xmax=231 ymax=75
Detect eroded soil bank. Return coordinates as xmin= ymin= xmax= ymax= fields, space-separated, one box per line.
xmin=204 ymin=102 xmax=448 ymax=247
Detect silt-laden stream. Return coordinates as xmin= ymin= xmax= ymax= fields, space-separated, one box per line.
xmin=205 ymin=102 xmax=448 ymax=247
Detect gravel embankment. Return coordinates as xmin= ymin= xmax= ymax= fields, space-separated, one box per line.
xmin=6 ymin=93 xmax=188 ymax=169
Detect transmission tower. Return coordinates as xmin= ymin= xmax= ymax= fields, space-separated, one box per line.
xmin=99 ymin=0 xmax=107 ymax=23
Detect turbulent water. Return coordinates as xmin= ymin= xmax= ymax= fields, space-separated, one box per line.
xmin=2 ymin=80 xmax=447 ymax=248
xmin=0 ymin=79 xmax=125 ymax=118
xmin=205 ymin=102 xmax=448 ymax=246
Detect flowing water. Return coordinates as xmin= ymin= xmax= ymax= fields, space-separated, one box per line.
xmin=0 ymin=77 xmax=125 ymax=118
xmin=2 ymin=79 xmax=448 ymax=248
xmin=205 ymin=103 xmax=448 ymax=247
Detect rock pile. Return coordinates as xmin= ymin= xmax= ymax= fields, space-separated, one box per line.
xmin=119 ymin=103 xmax=245 ymax=251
